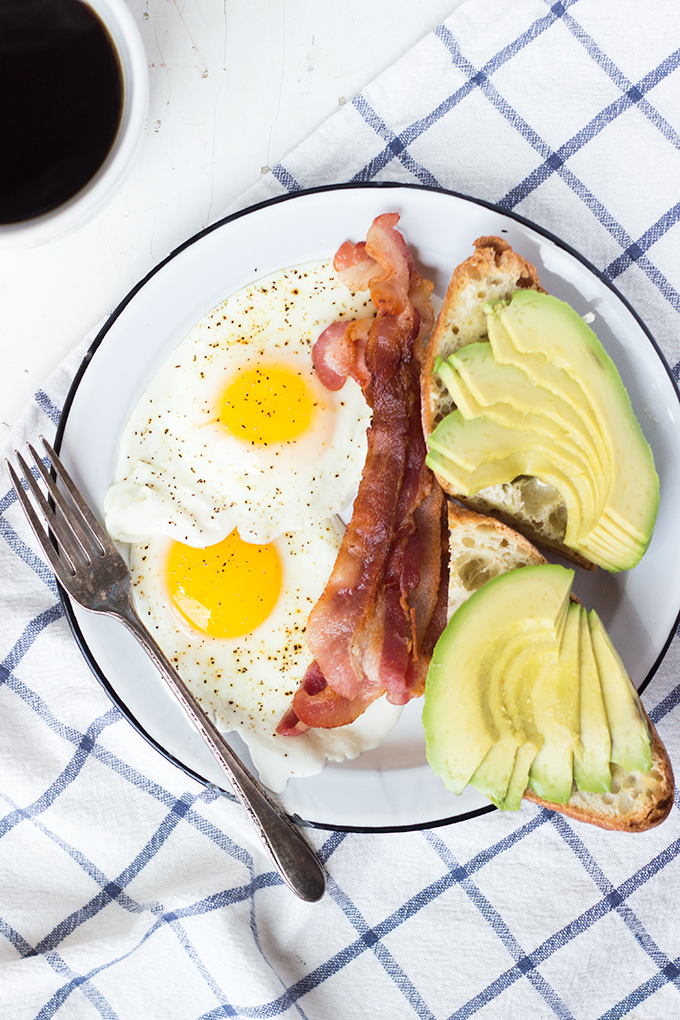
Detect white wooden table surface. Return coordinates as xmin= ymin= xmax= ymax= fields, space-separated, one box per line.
xmin=0 ymin=0 xmax=464 ymax=434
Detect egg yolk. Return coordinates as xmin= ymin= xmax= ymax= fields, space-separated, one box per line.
xmin=218 ymin=363 xmax=316 ymax=445
xmin=166 ymin=530 xmax=282 ymax=638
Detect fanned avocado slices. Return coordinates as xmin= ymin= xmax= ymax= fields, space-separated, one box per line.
xmin=425 ymin=289 xmax=659 ymax=572
xmin=423 ymin=565 xmax=653 ymax=809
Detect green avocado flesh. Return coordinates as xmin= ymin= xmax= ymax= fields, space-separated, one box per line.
xmin=426 ymin=290 xmax=659 ymax=572
xmin=527 ymin=602 xmax=582 ymax=804
xmin=436 ymin=345 xmax=605 ymax=498
xmin=573 ymin=606 xmax=612 ymax=793
xmin=588 ymin=611 xmax=652 ymax=773
xmin=423 ymin=564 xmax=572 ymax=797
xmin=423 ymin=565 xmax=652 ymax=809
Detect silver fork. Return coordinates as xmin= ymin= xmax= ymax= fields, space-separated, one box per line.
xmin=7 ymin=437 xmax=326 ymax=903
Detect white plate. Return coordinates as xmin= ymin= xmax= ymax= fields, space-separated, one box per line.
xmin=56 ymin=183 xmax=680 ymax=831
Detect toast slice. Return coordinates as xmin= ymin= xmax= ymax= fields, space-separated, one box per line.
xmin=447 ymin=499 xmax=546 ymax=618
xmin=444 ymin=500 xmax=674 ymax=831
xmin=422 ymin=236 xmax=594 ymax=570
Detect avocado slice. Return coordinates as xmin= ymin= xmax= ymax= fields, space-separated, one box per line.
xmin=427 ymin=410 xmax=595 ymax=544
xmin=487 ymin=291 xmax=659 ymax=567
xmin=431 ymin=345 xmax=647 ymax=572
xmin=588 ymin=610 xmax=652 ymax=773
xmin=437 ymin=343 xmax=605 ymax=496
xmin=428 ymin=426 xmax=640 ymax=574
xmin=486 ymin=300 xmax=609 ymax=464
xmin=528 ymin=602 xmax=581 ymax=804
xmin=469 ymin=640 xmax=548 ymax=807
xmin=423 ymin=564 xmax=573 ymax=796
xmin=573 ymin=606 xmax=612 ymax=793
xmin=502 ymin=739 xmax=544 ymax=811
xmin=469 ymin=738 xmax=520 ymax=808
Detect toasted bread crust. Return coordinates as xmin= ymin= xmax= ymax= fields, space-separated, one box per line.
xmin=522 ymin=711 xmax=674 ymax=831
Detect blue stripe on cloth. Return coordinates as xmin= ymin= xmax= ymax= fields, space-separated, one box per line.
xmin=315 ymin=828 xmax=348 ymax=863
xmin=0 ymin=709 xmax=120 ymax=845
xmin=33 ymin=892 xmax=265 ymax=1020
xmin=161 ymin=922 xmax=243 ymax=1019
xmin=556 ymin=0 xmax=680 ymax=142
xmin=425 ymin=821 xmax=575 ymax=1020
xmin=271 ymin=165 xmax=303 ymax=193
xmin=0 ymin=544 xmax=298 ymax=1013
xmin=392 ymin=808 xmax=680 ymax=1019
xmin=34 ymin=390 xmax=62 ymax=428
xmin=333 ymin=4 xmax=680 ymax=320
xmin=0 ymin=916 xmax=40 ymax=959
xmin=0 ymin=487 xmax=60 ymax=595
xmin=444 ymin=813 xmax=680 ymax=1019
xmin=648 ymin=680 xmax=680 ymax=725
xmin=238 ymin=865 xmax=482 ymax=1018
xmin=196 ymin=1008 xmax=238 ymax=1019
xmin=0 ymin=632 xmax=259 ymax=878
xmin=561 ymin=25 xmax=680 ymax=150
xmin=35 ymin=951 xmax=121 ymax=1020
xmin=434 ymin=11 xmax=680 ymax=309
xmin=496 ymin=131 xmax=680 ymax=312
xmin=472 ymin=64 xmax=680 ymax=313
xmin=499 ymin=38 xmax=680 ymax=211
xmin=604 ymin=202 xmax=680 ymax=278
xmin=4 ymin=796 xmax=272 ymax=1013
xmin=260 ymin=0 xmax=680 ymax=336
xmin=348 ymin=95 xmax=444 ymax=187
xmin=0 ymin=603 xmax=64 ymax=678
xmin=32 ymin=791 xmax=204 ymax=954
xmin=210 ymin=817 xmax=560 ymax=1019
xmin=0 ymin=801 xmax=143 ymax=949
xmin=598 ymin=958 xmax=680 ymax=1020
xmin=498 ymin=90 xmax=642 ymax=210
xmin=347 ymin=3 xmax=568 ymax=188
xmin=327 ymin=876 xmax=436 ymax=1020
xmin=0 ymin=657 xmax=109 ymax=758
xmin=433 ymin=805 xmax=549 ymax=871
xmin=551 ymin=813 xmax=680 ymax=976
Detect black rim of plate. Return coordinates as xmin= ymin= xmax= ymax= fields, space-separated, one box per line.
xmin=54 ymin=180 xmax=680 ymax=834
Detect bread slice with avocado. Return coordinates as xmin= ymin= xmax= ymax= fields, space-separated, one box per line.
xmin=422 ymin=237 xmax=659 ymax=573
xmin=425 ymin=501 xmax=674 ymax=832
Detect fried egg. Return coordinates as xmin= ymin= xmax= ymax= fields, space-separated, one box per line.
xmin=104 ymin=260 xmax=374 ymax=546
xmin=129 ymin=518 xmax=401 ymax=791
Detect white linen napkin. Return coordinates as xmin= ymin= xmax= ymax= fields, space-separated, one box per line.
xmin=3 ymin=1 xmax=680 ymax=1018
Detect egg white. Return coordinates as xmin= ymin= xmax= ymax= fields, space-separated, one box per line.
xmin=104 ymin=260 xmax=374 ymax=546
xmin=128 ymin=519 xmax=401 ymax=792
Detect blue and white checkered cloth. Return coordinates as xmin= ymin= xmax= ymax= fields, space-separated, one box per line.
xmin=4 ymin=1 xmax=680 ymax=1016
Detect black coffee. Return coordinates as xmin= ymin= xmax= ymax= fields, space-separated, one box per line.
xmin=0 ymin=0 xmax=123 ymax=224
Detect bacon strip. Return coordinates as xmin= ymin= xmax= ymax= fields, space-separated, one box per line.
xmin=277 ymin=661 xmax=380 ymax=734
xmin=333 ymin=240 xmax=379 ymax=292
xmin=313 ymin=318 xmax=372 ymax=392
xmin=306 ymin=217 xmax=417 ymax=702
xmin=277 ymin=214 xmax=446 ymax=734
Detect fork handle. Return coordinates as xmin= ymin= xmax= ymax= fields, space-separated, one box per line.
xmin=117 ymin=605 xmax=326 ymax=902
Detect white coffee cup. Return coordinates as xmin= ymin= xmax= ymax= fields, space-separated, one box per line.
xmin=0 ymin=0 xmax=148 ymax=249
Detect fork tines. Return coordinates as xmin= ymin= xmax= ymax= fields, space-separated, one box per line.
xmin=7 ymin=437 xmax=107 ymax=579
